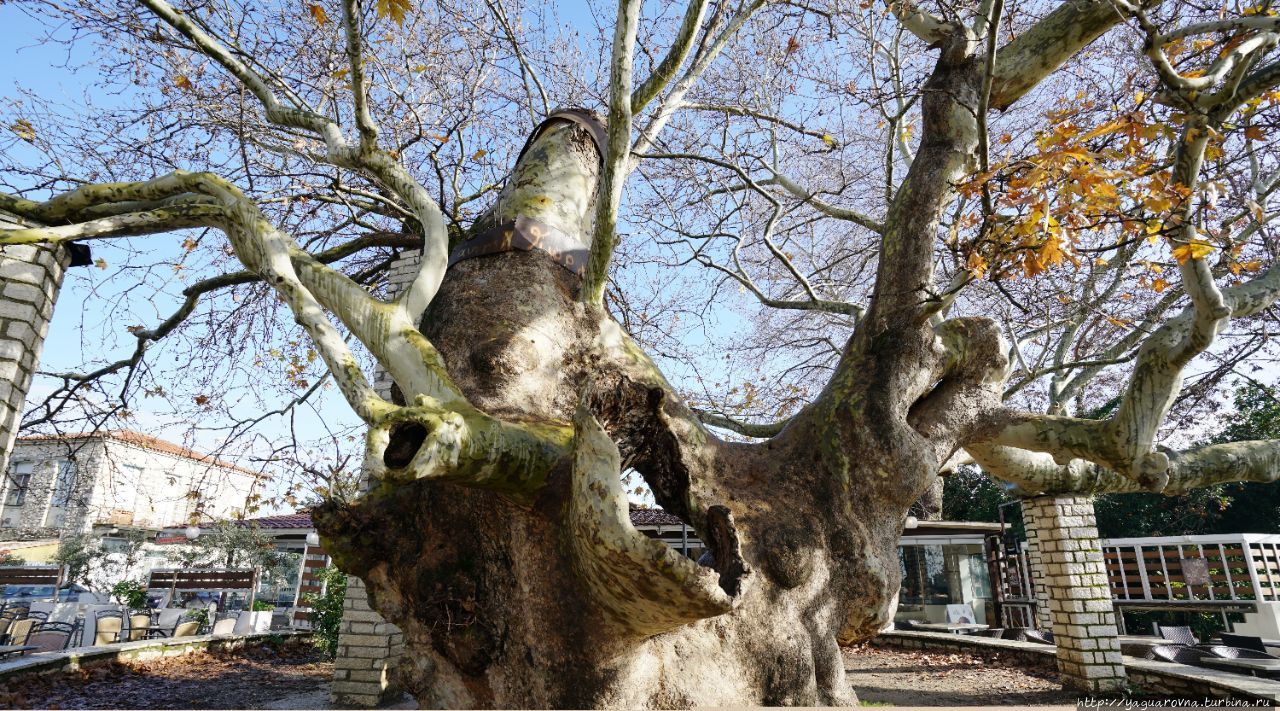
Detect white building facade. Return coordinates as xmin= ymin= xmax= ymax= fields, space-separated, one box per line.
xmin=1 ymin=430 xmax=259 ymax=542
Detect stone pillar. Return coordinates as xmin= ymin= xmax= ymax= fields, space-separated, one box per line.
xmin=0 ymin=225 xmax=69 ymax=477
xmin=329 ymin=250 xmax=420 ymax=707
xmin=1021 ymin=494 xmax=1126 ymax=692
xmin=330 ymin=576 xmax=406 ymax=706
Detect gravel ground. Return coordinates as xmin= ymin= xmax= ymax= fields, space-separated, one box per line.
xmin=845 ymin=644 xmax=1084 ymax=706
xmin=0 ymin=644 xmax=334 ymax=710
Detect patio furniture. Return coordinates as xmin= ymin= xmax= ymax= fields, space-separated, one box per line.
xmin=5 ymin=618 xmax=36 ymax=646
xmin=25 ymin=622 xmax=75 ymax=654
xmin=1150 ymin=644 xmax=1211 ymax=666
xmin=94 ymin=610 xmax=124 ymax=645
xmin=171 ymin=620 xmax=201 ymax=639
xmin=1201 ymin=645 xmax=1280 ymax=661
xmin=24 ymin=610 xmax=48 ymax=622
xmin=1201 ymin=645 xmax=1280 ymax=678
xmin=977 ymin=628 xmax=1006 ymax=638
xmin=1220 ymin=633 xmax=1270 ymax=654
xmin=127 ymin=613 xmax=152 ymax=642
xmin=1154 ymin=624 xmax=1197 ymax=646
xmin=211 ymin=612 xmax=239 ymax=636
xmin=894 ymin=620 xmax=921 ymax=631
xmin=1022 ymin=629 xmax=1054 ymax=645
xmin=1001 ymin=627 xmax=1050 ymax=642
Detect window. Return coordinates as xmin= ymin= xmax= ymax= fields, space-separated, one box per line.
xmin=44 ymin=460 xmax=77 ymax=527
xmin=50 ymin=460 xmax=75 ymax=507
xmin=3 ymin=462 xmax=32 ymax=507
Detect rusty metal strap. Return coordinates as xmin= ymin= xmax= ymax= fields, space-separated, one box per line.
xmin=448 ymin=109 xmax=603 ymax=277
xmin=514 ymin=108 xmax=608 ymax=165
xmin=448 ymin=214 xmax=588 ymax=277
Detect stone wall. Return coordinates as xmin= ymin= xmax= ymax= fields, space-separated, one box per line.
xmin=1021 ymin=494 xmax=1126 ymax=692
xmin=0 ymin=434 xmax=258 ymax=543
xmin=329 ymin=249 xmax=419 ymax=707
xmin=0 ymin=215 xmax=68 ymax=482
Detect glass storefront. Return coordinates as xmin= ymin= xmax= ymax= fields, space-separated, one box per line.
xmin=896 ymin=540 xmax=994 ymax=625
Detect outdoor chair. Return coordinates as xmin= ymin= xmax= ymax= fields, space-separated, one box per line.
xmin=1201 ymin=645 xmax=1280 ymax=660
xmin=1221 ymin=633 xmax=1270 ymax=654
xmin=977 ymin=628 xmax=1006 ymax=638
xmin=894 ymin=620 xmax=921 ymax=631
xmin=24 ymin=622 xmax=75 ymax=654
xmin=94 ymin=610 xmax=125 ymax=645
xmin=25 ymin=610 xmax=48 ymax=622
xmin=1154 ymin=624 xmax=1197 ymax=646
xmin=127 ymin=613 xmax=152 ymax=642
xmin=6 ymin=617 xmax=36 ymax=646
xmin=1150 ymin=644 xmax=1211 ymax=666
xmin=171 ymin=620 xmax=201 ymax=639
xmin=211 ymin=612 xmax=239 ymax=636
xmin=1001 ymin=628 xmax=1038 ymax=642
xmin=1022 ymin=629 xmax=1054 ymax=645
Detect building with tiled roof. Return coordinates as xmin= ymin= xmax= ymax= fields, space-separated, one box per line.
xmin=1 ymin=430 xmax=259 ymax=542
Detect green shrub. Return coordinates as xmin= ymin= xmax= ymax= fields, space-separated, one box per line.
xmin=111 ymin=580 xmax=150 ymax=609
xmin=303 ymin=566 xmax=347 ymax=659
xmin=252 ymin=599 xmax=275 ymax=611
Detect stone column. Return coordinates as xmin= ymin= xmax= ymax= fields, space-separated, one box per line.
xmin=330 ymin=576 xmax=406 ymax=706
xmin=0 ymin=222 xmax=69 ymax=478
xmin=329 ymin=250 xmax=419 ymax=707
xmin=1021 ymin=494 xmax=1126 ymax=692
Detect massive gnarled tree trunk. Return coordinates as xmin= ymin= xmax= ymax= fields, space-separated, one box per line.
xmin=311 ymin=116 xmax=949 ymax=706
xmin=10 ymin=0 xmax=1280 ymax=707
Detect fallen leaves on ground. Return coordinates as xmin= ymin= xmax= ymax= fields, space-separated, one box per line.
xmin=0 ymin=642 xmax=332 ymax=709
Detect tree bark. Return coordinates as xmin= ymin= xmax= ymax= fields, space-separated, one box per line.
xmin=310 ymin=113 xmax=969 ymax=706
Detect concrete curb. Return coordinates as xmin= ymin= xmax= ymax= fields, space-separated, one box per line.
xmin=0 ymin=630 xmax=313 ymax=683
xmin=873 ymin=630 xmax=1280 ymax=703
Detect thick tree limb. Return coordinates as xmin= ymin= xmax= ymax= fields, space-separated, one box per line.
xmin=581 ymin=0 xmax=642 ymax=305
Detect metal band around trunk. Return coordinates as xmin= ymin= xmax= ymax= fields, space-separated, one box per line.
xmin=447 ymin=214 xmax=589 ymax=277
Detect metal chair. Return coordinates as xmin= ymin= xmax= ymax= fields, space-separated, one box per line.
xmin=25 ymin=610 xmax=48 ymax=622
xmin=210 ymin=611 xmax=239 ymax=636
xmin=1201 ymin=645 xmax=1280 ymax=660
xmin=5 ymin=617 xmax=36 ymax=646
xmin=94 ymin=609 xmax=125 ymax=645
xmin=1022 ymin=629 xmax=1054 ymax=645
xmin=1220 ymin=633 xmax=1270 ymax=654
xmin=127 ymin=612 xmax=152 ymax=642
xmin=977 ymin=628 xmax=1006 ymax=638
xmin=894 ymin=619 xmax=921 ymax=631
xmin=1154 ymin=624 xmax=1197 ymax=646
xmin=171 ymin=620 xmax=201 ymax=639
xmin=1150 ymin=644 xmax=1211 ymax=666
xmin=25 ymin=621 xmax=75 ymax=653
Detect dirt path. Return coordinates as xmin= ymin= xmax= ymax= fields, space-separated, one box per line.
xmin=0 ymin=644 xmax=333 ymax=710
xmin=845 ymin=644 xmax=1082 ymax=706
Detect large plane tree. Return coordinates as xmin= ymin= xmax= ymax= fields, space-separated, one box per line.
xmin=5 ymin=0 xmax=1280 ymax=706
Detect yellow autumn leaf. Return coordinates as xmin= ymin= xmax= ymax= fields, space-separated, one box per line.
xmin=174 ymin=74 xmax=194 ymax=91
xmin=821 ymin=134 xmax=835 ymax=147
xmin=309 ymin=3 xmax=328 ymax=25
xmin=1151 ymin=277 xmax=1169 ymax=293
xmin=9 ymin=119 xmax=35 ymax=141
xmin=1246 ymin=125 xmax=1266 ymax=141
xmin=472 ymin=148 xmax=487 ymax=160
xmin=94 ymin=257 xmax=108 ymax=269
xmin=376 ymin=0 xmax=411 ymax=25
xmin=1172 ymin=240 xmax=1214 ymax=264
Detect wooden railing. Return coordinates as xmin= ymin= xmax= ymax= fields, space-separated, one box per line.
xmin=1101 ymin=534 xmax=1280 ymax=607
